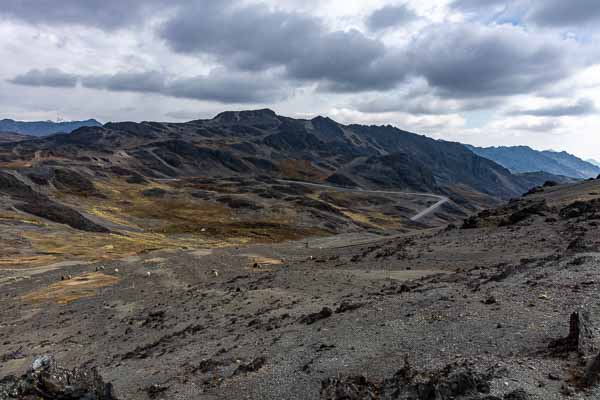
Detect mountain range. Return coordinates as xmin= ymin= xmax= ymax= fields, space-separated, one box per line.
xmin=0 ymin=109 xmax=561 ymax=202
xmin=587 ymin=159 xmax=600 ymax=168
xmin=468 ymin=145 xmax=600 ymax=179
xmin=0 ymin=118 xmax=101 ymax=137
xmin=0 ymin=131 xmax=32 ymax=143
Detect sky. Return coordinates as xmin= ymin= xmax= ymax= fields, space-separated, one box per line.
xmin=0 ymin=0 xmax=599 ymax=160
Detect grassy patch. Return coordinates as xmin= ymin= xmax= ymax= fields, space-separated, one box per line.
xmin=22 ymin=272 xmax=120 ymax=305
xmin=278 ymin=160 xmax=328 ymax=181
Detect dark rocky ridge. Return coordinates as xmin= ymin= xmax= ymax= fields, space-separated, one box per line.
xmin=0 ymin=110 xmax=561 ymax=200
xmin=0 ymin=131 xmax=32 ymax=143
xmin=468 ymin=145 xmax=600 ymax=179
xmin=0 ymin=118 xmax=101 ymax=137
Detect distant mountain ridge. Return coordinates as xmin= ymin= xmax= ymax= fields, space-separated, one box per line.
xmin=0 ymin=131 xmax=33 ymax=143
xmin=467 ymin=145 xmax=600 ymax=179
xmin=586 ymin=159 xmax=600 ymax=168
xmin=0 ymin=118 xmax=101 ymax=137
xmin=0 ymin=109 xmax=562 ymax=200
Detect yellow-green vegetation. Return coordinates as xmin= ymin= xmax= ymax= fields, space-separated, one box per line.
xmin=0 ymin=174 xmax=417 ymax=270
xmin=0 ymin=177 xmax=332 ymax=269
xmin=20 ymin=230 xmax=223 ymax=264
xmin=278 ymin=159 xmax=328 ymax=181
xmin=0 ymin=210 xmax=46 ymax=226
xmin=308 ymin=191 xmax=407 ymax=230
xmin=22 ymin=272 xmax=120 ymax=305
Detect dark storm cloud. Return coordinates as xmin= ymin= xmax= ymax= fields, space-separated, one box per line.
xmin=10 ymin=68 xmax=287 ymax=104
xmin=528 ymin=0 xmax=600 ymax=27
xmin=4 ymin=1 xmax=588 ymax=109
xmin=8 ymin=68 xmax=78 ymax=88
xmin=82 ymin=71 xmax=166 ymax=93
xmin=164 ymin=71 xmax=288 ymax=103
xmin=406 ymin=24 xmax=571 ymax=98
xmin=367 ymin=4 xmax=417 ymax=31
xmin=0 ymin=0 xmax=185 ymax=29
xmin=509 ymin=120 xmax=561 ymax=132
xmin=160 ymin=2 xmax=407 ymax=92
xmin=357 ymin=93 xmax=501 ymax=115
xmin=508 ymin=99 xmax=596 ymax=117
xmin=449 ymin=0 xmax=510 ymax=12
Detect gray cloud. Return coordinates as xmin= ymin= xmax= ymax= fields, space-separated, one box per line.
xmin=406 ymin=24 xmax=572 ymax=98
xmin=11 ymin=68 xmax=288 ymax=104
xmin=528 ymin=0 xmax=600 ymax=27
xmin=508 ymin=99 xmax=596 ymax=117
xmin=0 ymin=0 xmax=185 ymax=29
xmin=357 ymin=93 xmax=501 ymax=115
xmin=164 ymin=71 xmax=289 ymax=103
xmin=367 ymin=4 xmax=417 ymax=31
xmin=450 ymin=0 xmax=510 ymax=13
xmin=509 ymin=120 xmax=561 ymax=132
xmin=8 ymin=68 xmax=78 ymax=88
xmin=82 ymin=71 xmax=166 ymax=93
xmin=160 ymin=2 xmax=406 ymax=93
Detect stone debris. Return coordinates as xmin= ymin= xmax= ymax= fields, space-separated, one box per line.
xmin=300 ymin=307 xmax=333 ymax=325
xmin=549 ymin=308 xmax=597 ymax=357
xmin=320 ymin=361 xmax=522 ymax=400
xmin=0 ymin=356 xmax=118 ymax=399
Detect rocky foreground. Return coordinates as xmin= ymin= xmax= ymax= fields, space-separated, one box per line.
xmin=2 ymin=177 xmax=600 ymax=399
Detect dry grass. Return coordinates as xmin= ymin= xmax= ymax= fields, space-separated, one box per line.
xmin=20 ymin=230 xmax=224 ymax=265
xmin=0 ymin=160 xmax=33 ymax=169
xmin=22 ymin=272 xmax=120 ymax=304
xmin=0 ymin=210 xmax=45 ymax=226
xmin=308 ymin=191 xmax=405 ymax=230
xmin=278 ymin=160 xmax=328 ymax=181
xmin=0 ymin=255 xmax=58 ymax=269
xmin=0 ymin=177 xmax=334 ymax=269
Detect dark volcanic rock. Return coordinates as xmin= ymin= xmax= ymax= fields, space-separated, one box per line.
xmin=543 ymin=180 xmax=559 ymax=187
xmin=16 ymin=200 xmax=110 ymax=233
xmin=1 ymin=170 xmax=109 ymax=232
xmin=216 ymin=196 xmax=262 ymax=210
xmin=325 ymin=173 xmax=358 ymax=188
xmin=233 ymin=357 xmax=266 ymax=375
xmin=52 ymin=168 xmax=103 ymax=197
xmin=567 ymin=236 xmax=596 ymax=253
xmin=320 ymin=376 xmax=379 ymax=400
xmin=300 ymin=307 xmax=333 ymax=325
xmin=27 ymin=173 xmax=50 ymax=186
xmin=461 ymin=215 xmax=480 ymax=229
xmin=142 ymin=188 xmax=167 ymax=198
xmin=335 ymin=301 xmax=364 ymax=314
xmin=125 ymin=174 xmax=148 ymax=184
xmin=0 ymin=171 xmax=37 ymax=199
xmin=499 ymin=200 xmax=548 ymax=227
xmin=321 ymin=363 xmax=498 ymax=400
xmin=584 ymin=353 xmax=600 ymax=387
xmin=0 ymin=356 xmax=118 ymax=399
xmin=503 ymin=389 xmax=531 ymax=400
xmin=549 ymin=308 xmax=597 ymax=357
xmin=560 ymin=199 xmax=600 ymax=220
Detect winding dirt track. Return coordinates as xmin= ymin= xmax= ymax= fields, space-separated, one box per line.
xmin=277 ymin=179 xmax=449 ymax=222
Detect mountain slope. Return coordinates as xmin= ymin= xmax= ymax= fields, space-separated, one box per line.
xmin=541 ymin=150 xmax=600 ymax=179
xmin=468 ymin=145 xmax=600 ymax=179
xmin=586 ymin=159 xmax=600 ymax=168
xmin=0 ymin=109 xmax=552 ymax=201
xmin=0 ymin=118 xmax=102 ymax=137
xmin=0 ymin=131 xmax=32 ymax=143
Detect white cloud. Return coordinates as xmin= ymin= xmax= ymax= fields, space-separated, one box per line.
xmin=0 ymin=0 xmax=599 ymax=160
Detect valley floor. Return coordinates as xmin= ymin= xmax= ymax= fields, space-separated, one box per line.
xmin=2 ymin=178 xmax=600 ymax=399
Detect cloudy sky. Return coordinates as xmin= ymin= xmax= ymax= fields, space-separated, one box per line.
xmin=1 ymin=0 xmax=599 ymax=159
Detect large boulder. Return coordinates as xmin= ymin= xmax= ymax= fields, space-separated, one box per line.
xmin=0 ymin=356 xmax=118 ymax=399
xmin=549 ymin=308 xmax=597 ymax=358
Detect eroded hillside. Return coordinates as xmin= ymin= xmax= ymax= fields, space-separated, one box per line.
xmin=1 ymin=173 xmax=600 ymax=399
